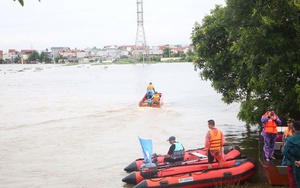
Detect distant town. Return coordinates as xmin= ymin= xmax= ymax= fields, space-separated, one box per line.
xmin=0 ymin=44 xmax=195 ymax=64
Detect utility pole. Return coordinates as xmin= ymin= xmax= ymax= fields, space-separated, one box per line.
xmin=134 ymin=0 xmax=149 ymax=66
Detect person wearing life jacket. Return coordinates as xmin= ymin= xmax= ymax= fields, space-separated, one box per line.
xmin=281 ymin=118 xmax=295 ymax=166
xmin=282 ymin=121 xmax=300 ymax=188
xmin=157 ymin=136 xmax=185 ymax=163
xmin=152 ymin=92 xmax=160 ymax=104
xmin=205 ymin=119 xmax=225 ymax=169
xmin=261 ymin=106 xmax=281 ymax=162
xmin=146 ymin=82 xmax=155 ymax=100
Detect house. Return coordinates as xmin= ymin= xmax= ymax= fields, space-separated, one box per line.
xmin=149 ymin=46 xmax=163 ymax=56
xmin=2 ymin=49 xmax=21 ymax=63
xmin=183 ymin=46 xmax=194 ymax=54
xmin=51 ymin=47 xmax=70 ymax=60
xmin=21 ymin=50 xmax=37 ymax=63
xmin=58 ymin=49 xmax=85 ymax=58
xmin=0 ymin=50 xmax=3 ymax=59
xmin=121 ymin=45 xmax=135 ymax=52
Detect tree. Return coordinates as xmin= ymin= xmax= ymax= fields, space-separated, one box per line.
xmin=40 ymin=52 xmax=51 ymax=63
xmin=191 ymin=0 xmax=300 ymax=125
xmin=162 ymin=47 xmax=172 ymax=58
xmin=28 ymin=51 xmax=39 ymax=62
xmin=14 ymin=56 xmax=21 ymax=63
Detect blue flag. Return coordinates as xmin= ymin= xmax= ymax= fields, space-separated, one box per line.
xmin=138 ymin=137 xmax=153 ymax=164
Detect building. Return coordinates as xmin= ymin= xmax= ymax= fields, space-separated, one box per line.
xmin=21 ymin=49 xmax=37 ymax=63
xmin=51 ymin=47 xmax=70 ymax=60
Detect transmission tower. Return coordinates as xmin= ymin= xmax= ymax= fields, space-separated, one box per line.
xmin=134 ymin=0 xmax=149 ymax=64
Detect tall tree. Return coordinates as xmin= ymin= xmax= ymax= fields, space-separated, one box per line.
xmin=28 ymin=51 xmax=39 ymax=62
xmin=192 ymin=0 xmax=300 ymax=125
xmin=40 ymin=52 xmax=51 ymax=63
xmin=162 ymin=47 xmax=172 ymax=58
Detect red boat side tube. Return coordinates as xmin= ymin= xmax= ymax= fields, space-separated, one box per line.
xmin=133 ymin=158 xmax=256 ymax=188
xmin=122 ymin=147 xmax=241 ymax=184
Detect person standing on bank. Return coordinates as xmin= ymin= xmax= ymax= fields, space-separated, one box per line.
xmin=205 ymin=119 xmax=225 ymax=169
xmin=282 ymin=118 xmax=295 ymax=166
xmin=157 ymin=136 xmax=185 ymax=163
xmin=261 ymin=106 xmax=281 ymax=162
xmin=282 ymin=120 xmax=300 ymax=188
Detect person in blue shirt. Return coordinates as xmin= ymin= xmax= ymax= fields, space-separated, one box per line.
xmin=282 ymin=121 xmax=300 ymax=188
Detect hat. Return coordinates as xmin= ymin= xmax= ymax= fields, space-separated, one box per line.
xmin=286 ymin=118 xmax=295 ymax=123
xmin=167 ymin=136 xmax=175 ymax=141
xmin=267 ymin=106 xmax=275 ymax=111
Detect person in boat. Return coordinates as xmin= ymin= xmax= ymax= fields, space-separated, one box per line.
xmin=282 ymin=120 xmax=300 ymax=188
xmin=146 ymin=82 xmax=155 ymax=100
xmin=152 ymin=92 xmax=160 ymax=105
xmin=157 ymin=136 xmax=185 ymax=163
xmin=261 ymin=106 xmax=281 ymax=162
xmin=281 ymin=118 xmax=295 ymax=166
xmin=205 ymin=119 xmax=225 ymax=169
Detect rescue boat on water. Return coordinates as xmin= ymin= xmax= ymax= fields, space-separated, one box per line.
xmin=139 ymin=93 xmax=163 ymax=108
xmin=133 ymin=158 xmax=256 ymax=188
xmin=259 ymin=126 xmax=289 ymax=186
xmin=123 ymin=146 xmax=241 ymax=172
xmin=122 ymin=146 xmax=242 ymax=184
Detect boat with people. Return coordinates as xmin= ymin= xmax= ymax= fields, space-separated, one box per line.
xmin=133 ymin=158 xmax=256 ymax=188
xmin=122 ymin=146 xmax=242 ymax=184
xmin=124 ymin=145 xmax=241 ymax=172
xmin=139 ymin=93 xmax=163 ymax=108
xmin=259 ymin=125 xmax=289 ymax=186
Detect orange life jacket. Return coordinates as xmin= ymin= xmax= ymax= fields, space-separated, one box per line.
xmin=263 ymin=112 xmax=278 ymax=134
xmin=147 ymin=84 xmax=153 ymax=90
xmin=284 ymin=127 xmax=294 ymax=138
xmin=209 ymin=129 xmax=222 ymax=151
xmin=153 ymin=94 xmax=160 ymax=102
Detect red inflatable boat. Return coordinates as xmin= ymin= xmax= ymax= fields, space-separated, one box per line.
xmin=139 ymin=93 xmax=163 ymax=108
xmin=123 ymin=146 xmax=241 ymax=172
xmin=122 ymin=147 xmax=242 ymax=184
xmin=133 ymin=158 xmax=256 ymax=188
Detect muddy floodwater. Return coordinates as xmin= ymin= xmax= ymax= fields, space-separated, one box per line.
xmin=0 ymin=63 xmax=262 ymax=188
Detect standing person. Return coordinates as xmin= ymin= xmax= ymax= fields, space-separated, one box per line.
xmin=146 ymin=82 xmax=155 ymax=100
xmin=261 ymin=106 xmax=281 ymax=162
xmin=205 ymin=119 xmax=225 ymax=169
xmin=157 ymin=136 xmax=185 ymax=163
xmin=282 ymin=118 xmax=295 ymax=166
xmin=282 ymin=121 xmax=300 ymax=188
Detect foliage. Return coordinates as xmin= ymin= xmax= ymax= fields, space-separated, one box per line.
xmin=162 ymin=47 xmax=173 ymax=58
xmin=14 ymin=56 xmax=21 ymax=63
xmin=0 ymin=59 xmax=4 ymax=64
xmin=55 ymin=55 xmax=67 ymax=63
xmin=40 ymin=52 xmax=51 ymax=63
xmin=191 ymin=0 xmax=300 ymax=125
xmin=28 ymin=51 xmax=39 ymax=62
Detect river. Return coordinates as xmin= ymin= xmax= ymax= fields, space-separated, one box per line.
xmin=0 ymin=63 xmax=261 ymax=188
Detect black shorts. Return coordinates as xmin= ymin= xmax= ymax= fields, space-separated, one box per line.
xmin=208 ymin=149 xmax=217 ymax=164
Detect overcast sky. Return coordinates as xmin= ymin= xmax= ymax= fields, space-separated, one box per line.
xmin=0 ymin=0 xmax=225 ymax=52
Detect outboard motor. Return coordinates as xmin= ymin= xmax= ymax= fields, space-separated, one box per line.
xmin=140 ymin=163 xmax=158 ymax=179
